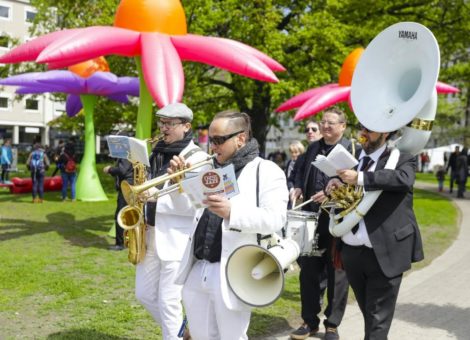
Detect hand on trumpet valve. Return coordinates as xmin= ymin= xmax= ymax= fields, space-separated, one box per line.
xmin=168 ymin=155 xmax=189 ymax=184
xmin=336 ymin=169 xmax=358 ymax=185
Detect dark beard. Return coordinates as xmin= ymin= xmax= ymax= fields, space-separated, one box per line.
xmin=364 ymin=134 xmax=386 ymax=154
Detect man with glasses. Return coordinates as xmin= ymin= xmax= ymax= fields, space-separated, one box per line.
xmin=288 ymin=120 xmax=323 ymax=204
xmin=174 ymin=110 xmax=288 ymax=340
xmin=290 ymin=108 xmax=353 ymax=340
xmin=305 ymin=120 xmax=322 ymax=143
xmin=135 ymin=103 xmax=208 ymax=340
xmin=326 ymin=125 xmax=423 ymax=339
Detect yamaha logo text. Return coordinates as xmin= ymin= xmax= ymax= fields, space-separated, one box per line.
xmin=398 ymin=30 xmax=417 ymax=40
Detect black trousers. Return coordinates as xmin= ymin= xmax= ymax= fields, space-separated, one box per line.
xmin=342 ymin=244 xmax=402 ymax=340
xmin=114 ymin=192 xmax=127 ymax=246
xmin=298 ymin=243 xmax=349 ymax=329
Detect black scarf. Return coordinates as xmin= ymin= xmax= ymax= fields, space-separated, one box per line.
xmin=193 ymin=138 xmax=260 ymax=263
xmin=149 ymin=131 xmax=194 ymax=177
xmin=215 ymin=138 xmax=260 ymax=178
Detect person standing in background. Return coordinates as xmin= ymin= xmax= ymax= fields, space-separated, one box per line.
xmin=59 ymin=141 xmax=77 ymax=201
xmin=435 ymin=165 xmax=446 ymax=192
xmin=103 ymin=158 xmax=134 ymax=251
xmin=456 ymin=147 xmax=468 ymax=198
xmin=290 ymin=108 xmax=351 ymax=340
xmin=1 ymin=139 xmax=13 ymax=184
xmin=26 ymin=143 xmax=50 ymax=203
xmin=52 ymin=140 xmax=65 ymax=177
xmin=446 ymin=146 xmax=460 ymax=193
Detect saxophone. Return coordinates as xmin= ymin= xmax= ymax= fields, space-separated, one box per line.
xmin=119 ymin=135 xmax=162 ymax=265
xmin=121 ymin=161 xmax=147 ymax=265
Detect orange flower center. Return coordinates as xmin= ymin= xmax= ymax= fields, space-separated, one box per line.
xmin=68 ymin=57 xmax=110 ymax=78
xmin=338 ymin=48 xmax=364 ymax=87
xmin=114 ymin=0 xmax=187 ymax=35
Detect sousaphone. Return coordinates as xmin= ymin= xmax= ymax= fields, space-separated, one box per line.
xmin=330 ymin=22 xmax=440 ymax=237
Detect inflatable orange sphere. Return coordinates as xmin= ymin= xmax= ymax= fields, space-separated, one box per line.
xmin=68 ymin=57 xmax=110 ymax=78
xmin=114 ymin=0 xmax=187 ymax=35
xmin=338 ymin=48 xmax=364 ymax=87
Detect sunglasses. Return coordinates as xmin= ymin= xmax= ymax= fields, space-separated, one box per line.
xmin=356 ymin=123 xmax=371 ymax=133
xmin=304 ymin=127 xmax=318 ymax=133
xmin=208 ymin=130 xmax=244 ymax=146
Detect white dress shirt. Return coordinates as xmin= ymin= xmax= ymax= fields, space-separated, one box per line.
xmin=342 ymin=144 xmax=387 ymax=247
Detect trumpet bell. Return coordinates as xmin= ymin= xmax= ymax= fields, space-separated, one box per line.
xmin=351 ymin=22 xmax=440 ymax=133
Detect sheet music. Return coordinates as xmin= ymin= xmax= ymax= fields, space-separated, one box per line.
xmin=106 ymin=135 xmax=150 ymax=166
xmin=312 ymin=144 xmax=358 ymax=177
xmin=181 ymin=164 xmax=239 ymax=209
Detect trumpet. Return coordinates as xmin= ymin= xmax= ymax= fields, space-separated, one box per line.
xmin=121 ymin=155 xmax=216 ymax=206
xmin=117 ymin=155 xmax=215 ymax=231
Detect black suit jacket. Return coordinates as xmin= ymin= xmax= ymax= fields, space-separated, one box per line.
xmin=293 ymin=137 xmax=360 ymax=247
xmin=361 ymin=149 xmax=424 ymax=278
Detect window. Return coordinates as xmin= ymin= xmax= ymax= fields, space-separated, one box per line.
xmin=0 ymin=96 xmax=9 ymax=110
xmin=0 ymin=5 xmax=10 ymax=20
xmin=25 ymin=98 xmax=39 ymax=111
xmin=25 ymin=10 xmax=36 ymax=23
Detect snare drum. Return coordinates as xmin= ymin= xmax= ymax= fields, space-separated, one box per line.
xmin=285 ymin=210 xmax=318 ymax=256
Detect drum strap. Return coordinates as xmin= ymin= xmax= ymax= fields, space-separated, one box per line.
xmin=256 ymin=161 xmax=271 ymax=245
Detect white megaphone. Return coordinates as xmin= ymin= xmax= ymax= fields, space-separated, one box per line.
xmin=225 ymin=238 xmax=300 ymax=307
xmin=351 ymin=21 xmax=440 ymax=146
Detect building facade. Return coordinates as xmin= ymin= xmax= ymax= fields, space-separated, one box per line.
xmin=0 ymin=0 xmax=65 ymax=149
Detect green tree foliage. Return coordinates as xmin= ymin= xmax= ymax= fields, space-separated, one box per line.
xmin=27 ymin=0 xmax=469 ymax=148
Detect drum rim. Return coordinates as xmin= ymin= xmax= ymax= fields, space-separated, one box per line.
xmin=287 ymin=210 xmax=318 ymax=218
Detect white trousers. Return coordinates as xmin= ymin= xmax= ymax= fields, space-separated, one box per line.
xmin=182 ymin=260 xmax=251 ymax=340
xmin=135 ymin=228 xmax=184 ymax=340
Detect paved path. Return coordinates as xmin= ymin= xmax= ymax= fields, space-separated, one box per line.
xmin=269 ymin=182 xmax=470 ymax=340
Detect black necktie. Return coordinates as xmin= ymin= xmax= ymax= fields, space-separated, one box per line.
xmin=359 ymin=156 xmax=373 ymax=172
xmin=351 ymin=156 xmax=374 ymax=234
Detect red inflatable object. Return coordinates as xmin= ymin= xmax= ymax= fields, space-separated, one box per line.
xmin=9 ymin=176 xmax=63 ymax=194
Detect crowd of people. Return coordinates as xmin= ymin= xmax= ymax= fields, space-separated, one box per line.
xmin=0 ymin=138 xmax=78 ymax=203
xmin=98 ymin=103 xmax=442 ymax=340
xmin=1 ymin=102 xmax=468 ymax=340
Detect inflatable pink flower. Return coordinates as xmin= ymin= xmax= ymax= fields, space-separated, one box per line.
xmin=0 ymin=0 xmax=284 ymax=138
xmin=0 ymin=57 xmax=139 ymax=201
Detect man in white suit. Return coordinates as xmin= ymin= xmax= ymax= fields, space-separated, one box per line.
xmin=173 ymin=110 xmax=288 ymax=340
xmin=135 ymin=103 xmax=209 ymax=340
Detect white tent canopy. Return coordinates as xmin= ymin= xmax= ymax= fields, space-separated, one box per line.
xmin=424 ymin=143 xmax=463 ymax=171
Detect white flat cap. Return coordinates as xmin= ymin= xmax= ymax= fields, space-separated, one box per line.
xmin=156 ymin=103 xmax=193 ymax=121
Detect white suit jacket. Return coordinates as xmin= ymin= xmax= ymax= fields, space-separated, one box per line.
xmin=176 ymin=157 xmax=288 ymax=311
xmin=151 ymin=140 xmax=209 ymax=261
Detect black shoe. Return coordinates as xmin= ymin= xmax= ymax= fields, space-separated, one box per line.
xmin=325 ymin=327 xmax=339 ymax=340
xmin=108 ymin=245 xmax=125 ymax=251
xmin=290 ymin=324 xmax=319 ymax=340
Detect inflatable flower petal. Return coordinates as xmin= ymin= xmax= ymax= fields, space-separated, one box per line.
xmin=0 ymin=0 xmax=284 ymax=110
xmin=0 ymin=70 xmax=139 ymax=117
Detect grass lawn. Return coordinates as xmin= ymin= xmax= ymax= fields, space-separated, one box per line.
xmin=0 ymin=166 xmax=459 ymax=339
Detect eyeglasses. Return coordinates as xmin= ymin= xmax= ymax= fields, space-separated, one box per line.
xmin=209 ymin=130 xmax=244 ymax=146
xmin=356 ymin=123 xmax=371 ymax=133
xmin=304 ymin=127 xmax=318 ymax=133
xmin=157 ymin=120 xmax=184 ymax=129
xmin=319 ymin=120 xmax=343 ymax=126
